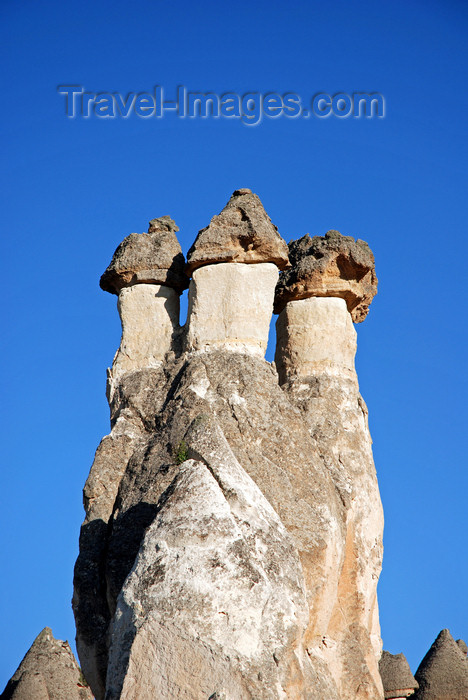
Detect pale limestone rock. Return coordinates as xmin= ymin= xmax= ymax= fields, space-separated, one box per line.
xmin=109 ymin=283 xmax=180 ymax=389
xmin=276 ymin=295 xmax=384 ymax=699
xmin=106 ymin=424 xmax=315 ymax=699
xmin=275 ymin=297 xmax=357 ymax=385
xmin=185 ymin=262 xmax=278 ymax=356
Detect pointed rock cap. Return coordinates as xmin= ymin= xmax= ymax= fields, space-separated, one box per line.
xmin=379 ymin=651 xmax=419 ymax=699
xmin=274 ymin=230 xmax=377 ymax=322
xmin=185 ymin=189 xmax=290 ymax=275
xmin=1 ymin=627 xmax=92 ymax=699
xmin=457 ymin=639 xmax=468 ymax=656
xmin=100 ymin=216 xmax=188 ymax=294
xmin=413 ymin=629 xmax=468 ymax=700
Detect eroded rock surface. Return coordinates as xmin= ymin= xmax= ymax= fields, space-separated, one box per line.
xmin=413 ymin=629 xmax=468 ymax=700
xmin=100 ymin=216 xmax=188 ymax=294
xmin=274 ymin=231 xmax=377 ymax=322
xmin=1 ymin=628 xmax=92 ymax=700
xmin=186 ymin=189 xmax=290 ymax=273
xmin=379 ymin=651 xmax=418 ymax=699
xmin=74 ymin=193 xmax=384 ymax=699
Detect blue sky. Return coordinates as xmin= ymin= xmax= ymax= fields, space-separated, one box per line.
xmin=1 ymin=0 xmax=467 ymax=688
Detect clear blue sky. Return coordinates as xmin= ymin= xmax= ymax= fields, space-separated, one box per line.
xmin=1 ymin=0 xmax=467 ymax=688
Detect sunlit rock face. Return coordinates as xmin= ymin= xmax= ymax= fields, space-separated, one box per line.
xmin=110 ymin=283 xmax=180 ymax=385
xmin=185 ymin=262 xmax=278 ymax=357
xmin=73 ymin=191 xmax=384 ymax=700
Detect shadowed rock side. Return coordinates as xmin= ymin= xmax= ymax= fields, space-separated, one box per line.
xmin=413 ymin=629 xmax=468 ymax=700
xmin=74 ymin=192 xmax=384 ymax=700
xmin=0 ymin=627 xmax=92 ymax=700
xmin=186 ymin=188 xmax=290 ymax=273
xmin=379 ymin=651 xmax=418 ymax=699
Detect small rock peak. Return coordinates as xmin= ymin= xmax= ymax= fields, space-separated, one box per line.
xmin=100 ymin=217 xmax=188 ymax=295
xmin=185 ymin=189 xmax=290 ymax=274
xmin=148 ymin=215 xmax=179 ymax=234
xmin=274 ymin=229 xmax=377 ymax=322
xmin=1 ymin=627 xmax=92 ymax=699
xmin=457 ymin=639 xmax=468 ymax=656
xmin=413 ymin=628 xmax=468 ymax=699
xmin=379 ymin=650 xmax=418 ymax=699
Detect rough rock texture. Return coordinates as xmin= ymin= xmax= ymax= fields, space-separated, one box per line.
xmin=274 ymin=231 xmax=377 ymax=322
xmin=186 ymin=189 xmax=290 ymax=273
xmin=379 ymin=651 xmax=418 ymax=699
xmin=275 ymin=295 xmax=384 ymax=698
xmin=413 ymin=629 xmax=468 ymax=700
xmin=457 ymin=639 xmax=468 ymax=656
xmin=275 ymin=297 xmax=356 ymax=385
xmin=100 ymin=216 xmax=188 ymax=294
xmin=185 ymin=262 xmax=278 ymax=356
xmin=74 ymin=195 xmax=384 ymax=699
xmin=109 ymin=283 xmax=180 ymax=389
xmin=1 ymin=627 xmax=92 ymax=700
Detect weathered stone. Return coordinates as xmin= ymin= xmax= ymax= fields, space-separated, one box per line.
xmin=108 ymin=283 xmax=180 ymax=391
xmin=74 ymin=197 xmax=385 ymax=699
xmin=457 ymin=639 xmax=468 ymax=656
xmin=100 ymin=216 xmax=188 ymax=294
xmin=379 ymin=651 xmax=418 ymax=699
xmin=276 ymin=292 xmax=384 ymax=698
xmin=106 ymin=418 xmax=317 ymax=699
xmin=186 ymin=189 xmax=290 ymax=274
xmin=274 ymin=231 xmax=377 ymax=322
xmin=275 ymin=297 xmax=356 ymax=385
xmin=185 ymin=262 xmax=278 ymax=356
xmin=0 ymin=628 xmax=92 ymax=700
xmin=413 ymin=629 xmax=468 ymax=700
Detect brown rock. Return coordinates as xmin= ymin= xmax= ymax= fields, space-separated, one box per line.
xmin=379 ymin=651 xmax=418 ymax=698
xmin=413 ymin=629 xmax=468 ymax=700
xmin=1 ymin=627 xmax=92 ymax=700
xmin=100 ymin=215 xmax=188 ymax=294
xmin=185 ymin=189 xmax=290 ymax=274
xmin=274 ymin=230 xmax=377 ymax=322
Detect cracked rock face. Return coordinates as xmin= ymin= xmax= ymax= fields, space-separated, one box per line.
xmin=73 ymin=194 xmax=384 ymax=699
xmin=1 ymin=627 xmax=92 ymax=700
xmin=186 ymin=189 xmax=290 ymax=274
xmin=274 ymin=231 xmax=377 ymax=322
xmin=100 ymin=216 xmax=188 ymax=294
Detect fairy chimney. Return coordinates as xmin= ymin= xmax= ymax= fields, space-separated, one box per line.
xmin=274 ymin=230 xmax=377 ymax=385
xmin=184 ymin=189 xmax=289 ymax=356
xmin=100 ymin=216 xmax=187 ymax=390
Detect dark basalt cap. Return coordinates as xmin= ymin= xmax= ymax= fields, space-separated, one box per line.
xmin=413 ymin=629 xmax=468 ymax=700
xmin=185 ymin=189 xmax=290 ymax=275
xmin=274 ymin=230 xmax=378 ymax=322
xmin=100 ymin=216 xmax=188 ymax=294
xmin=379 ymin=651 xmax=419 ymax=699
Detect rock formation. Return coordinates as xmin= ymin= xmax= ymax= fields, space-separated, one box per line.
xmin=73 ymin=191 xmax=384 ymax=699
xmin=0 ymin=627 xmax=92 ymax=700
xmin=412 ymin=629 xmax=468 ymax=700
xmin=274 ymin=230 xmax=377 ymax=322
xmin=379 ymin=651 xmax=418 ymax=699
